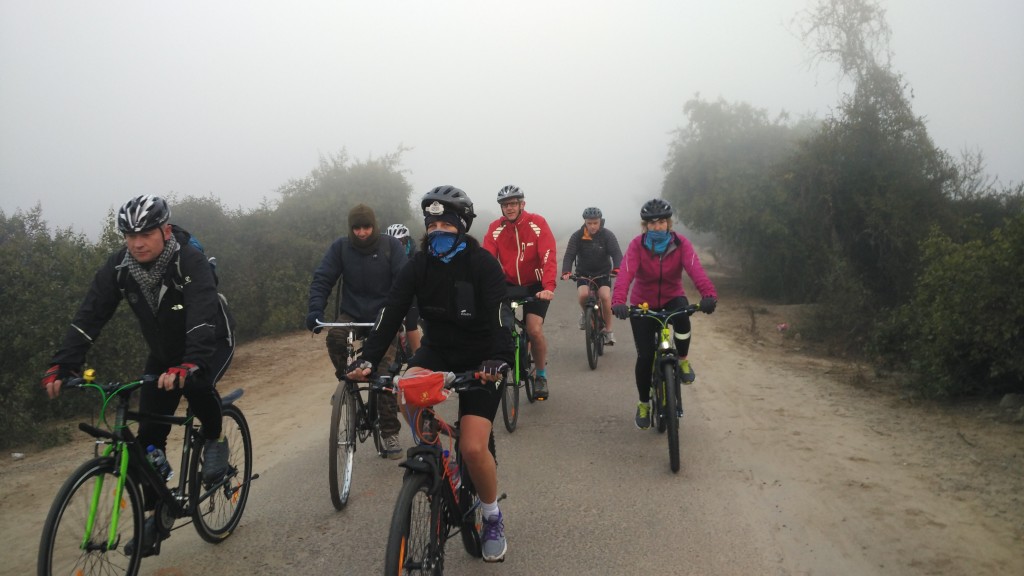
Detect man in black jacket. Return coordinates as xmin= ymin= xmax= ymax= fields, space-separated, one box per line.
xmin=306 ymin=203 xmax=407 ymax=459
xmin=560 ymin=207 xmax=623 ymax=344
xmin=41 ymin=195 xmax=235 ymax=556
xmin=348 ymin=185 xmax=514 ymax=563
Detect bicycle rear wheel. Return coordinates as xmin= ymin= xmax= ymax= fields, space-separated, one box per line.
xmin=500 ymin=371 xmax=519 ymax=433
xmin=384 ymin=472 xmax=444 ymax=575
xmin=190 ymin=404 xmax=253 ymax=542
xmin=663 ymin=362 xmax=680 ymax=473
xmin=329 ymin=381 xmax=357 ymax=510
xmin=38 ymin=456 xmax=144 ymax=576
xmin=520 ymin=334 xmax=536 ymax=404
xmin=584 ymin=307 xmax=599 ymax=370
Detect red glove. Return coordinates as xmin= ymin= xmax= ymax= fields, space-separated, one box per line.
xmin=41 ymin=365 xmax=61 ymax=388
xmin=611 ymin=268 xmax=619 ymax=277
xmin=166 ymin=363 xmax=199 ymax=387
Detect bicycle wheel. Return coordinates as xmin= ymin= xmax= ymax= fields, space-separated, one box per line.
xmin=329 ymin=381 xmax=357 ymax=510
xmin=190 ymin=404 xmax=253 ymax=543
xmin=384 ymin=472 xmax=445 ymax=575
xmin=38 ymin=456 xmax=144 ymax=576
xmin=595 ymin=311 xmax=606 ymax=357
xmin=368 ymin=389 xmax=386 ymax=458
xmin=500 ymin=370 xmax=519 ymax=433
xmin=663 ymin=362 xmax=680 ymax=473
xmin=652 ymin=373 xmax=666 ymax=434
xmin=584 ymin=307 xmax=599 ymax=370
xmin=457 ymin=465 xmax=483 ymax=557
xmin=521 ymin=334 xmax=536 ymax=404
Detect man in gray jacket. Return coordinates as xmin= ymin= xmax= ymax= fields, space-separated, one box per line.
xmin=560 ymin=207 xmax=623 ymax=344
xmin=306 ymin=204 xmax=407 ymax=458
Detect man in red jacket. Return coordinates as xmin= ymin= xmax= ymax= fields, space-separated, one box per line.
xmin=483 ymin=185 xmax=557 ymax=400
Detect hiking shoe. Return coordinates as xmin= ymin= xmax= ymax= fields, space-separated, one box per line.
xmin=634 ymin=402 xmax=651 ymax=430
xmin=603 ymin=331 xmax=616 ymax=345
xmin=383 ymin=434 xmax=403 ymax=460
xmin=578 ymin=312 xmax=586 ymax=330
xmin=532 ymin=376 xmax=549 ymax=401
xmin=202 ymin=437 xmax=229 ymax=483
xmin=124 ymin=515 xmax=159 ymax=558
xmin=680 ymin=360 xmax=696 ymax=384
xmin=481 ymin=512 xmax=507 ymax=562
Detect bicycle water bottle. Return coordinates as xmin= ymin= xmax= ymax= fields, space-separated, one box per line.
xmin=146 ymin=445 xmax=174 ymax=482
xmin=443 ymin=449 xmax=461 ymax=488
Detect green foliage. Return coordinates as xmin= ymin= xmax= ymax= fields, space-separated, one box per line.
xmin=0 ymin=148 xmax=415 ymax=448
xmin=883 ymin=216 xmax=1024 ymax=397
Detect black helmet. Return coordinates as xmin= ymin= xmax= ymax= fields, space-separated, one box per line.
xmin=640 ymin=198 xmax=673 ymax=221
xmin=421 ymin=185 xmax=477 ymax=231
xmin=496 ymin=185 xmax=524 ymax=203
xmin=582 ymin=207 xmax=603 ymax=220
xmin=117 ymin=195 xmax=170 ymax=233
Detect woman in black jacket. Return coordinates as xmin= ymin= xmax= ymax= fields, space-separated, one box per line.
xmin=350 ymin=185 xmax=514 ymax=563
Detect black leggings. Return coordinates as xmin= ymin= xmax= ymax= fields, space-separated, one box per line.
xmin=628 ymin=296 xmax=691 ymax=402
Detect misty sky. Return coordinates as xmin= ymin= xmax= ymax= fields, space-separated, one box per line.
xmin=2 ymin=0 xmax=1022 ymax=239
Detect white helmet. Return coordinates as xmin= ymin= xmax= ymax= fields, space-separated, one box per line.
xmin=386 ymin=223 xmax=411 ymax=239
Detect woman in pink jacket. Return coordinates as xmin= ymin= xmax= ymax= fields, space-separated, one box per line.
xmin=611 ymin=199 xmax=718 ymax=430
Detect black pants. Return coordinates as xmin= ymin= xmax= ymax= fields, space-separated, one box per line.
xmin=628 ymin=296 xmax=691 ymax=402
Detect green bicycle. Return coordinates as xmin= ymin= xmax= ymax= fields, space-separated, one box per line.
xmin=499 ymin=292 xmax=537 ymax=433
xmin=37 ymin=369 xmax=255 ymax=576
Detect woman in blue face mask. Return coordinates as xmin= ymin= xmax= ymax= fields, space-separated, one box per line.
xmin=345 ymin=185 xmax=515 ymax=563
xmin=609 ymin=198 xmax=719 ymax=431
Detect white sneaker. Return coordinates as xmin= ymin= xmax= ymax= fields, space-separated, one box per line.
xmin=603 ymin=331 xmax=616 ymax=345
xmin=383 ymin=435 xmax=402 ymax=460
xmin=578 ymin=313 xmax=586 ymax=330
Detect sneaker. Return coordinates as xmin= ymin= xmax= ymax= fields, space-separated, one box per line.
xmin=603 ymin=331 xmax=616 ymax=345
xmin=578 ymin=312 xmax=586 ymax=330
xmin=680 ymin=359 xmax=696 ymax=384
xmin=532 ymin=376 xmax=549 ymax=401
xmin=124 ymin=515 xmax=159 ymax=558
xmin=202 ymin=437 xmax=229 ymax=483
xmin=481 ymin=512 xmax=507 ymax=562
xmin=634 ymin=402 xmax=651 ymax=430
xmin=383 ymin=434 xmax=403 ymax=460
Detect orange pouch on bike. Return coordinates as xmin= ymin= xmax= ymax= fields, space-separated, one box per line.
xmin=398 ymin=372 xmax=450 ymax=408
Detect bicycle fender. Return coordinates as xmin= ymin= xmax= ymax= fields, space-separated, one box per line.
xmin=400 ymin=446 xmax=442 ymax=488
xmin=220 ymin=388 xmax=244 ymax=406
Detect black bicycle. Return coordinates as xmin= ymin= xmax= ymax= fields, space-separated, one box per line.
xmin=379 ymin=370 xmax=502 ymax=574
xmin=568 ymin=274 xmax=610 ymax=369
xmin=37 ymin=369 xmax=255 ymax=576
xmin=499 ymin=293 xmax=538 ymax=433
xmin=629 ymin=303 xmax=701 ymax=473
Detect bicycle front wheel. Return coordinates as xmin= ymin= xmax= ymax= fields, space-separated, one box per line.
xmin=500 ymin=370 xmax=519 ymax=433
xmin=384 ymin=472 xmax=445 ymax=575
xmin=520 ymin=334 xmax=536 ymax=404
xmin=190 ymin=404 xmax=253 ymax=542
xmin=368 ymin=389 xmax=386 ymax=458
xmin=329 ymin=381 xmax=357 ymax=510
xmin=38 ymin=456 xmax=144 ymax=576
xmin=663 ymin=362 xmax=680 ymax=473
xmin=584 ymin=307 xmax=599 ymax=370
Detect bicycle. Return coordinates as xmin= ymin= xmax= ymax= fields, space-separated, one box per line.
xmin=315 ymin=320 xmax=392 ymax=510
xmin=379 ymin=370 xmax=503 ymax=574
xmin=37 ymin=369 xmax=255 ymax=576
xmin=498 ymin=293 xmax=538 ymax=433
xmin=567 ymin=274 xmax=610 ymax=370
xmin=628 ymin=303 xmax=701 ymax=473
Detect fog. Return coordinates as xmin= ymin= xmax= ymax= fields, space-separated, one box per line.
xmin=2 ymin=0 xmax=1022 ymax=240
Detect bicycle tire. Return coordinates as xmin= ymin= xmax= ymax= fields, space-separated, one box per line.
xmin=500 ymin=370 xmax=519 ymax=433
xmin=368 ymin=388 xmax=386 ymax=458
xmin=521 ymin=334 xmax=536 ymax=404
xmin=595 ymin=310 xmax=606 ymax=357
xmin=38 ymin=456 xmax=144 ymax=576
xmin=663 ymin=362 xmax=681 ymax=473
xmin=653 ymin=372 xmax=667 ymax=434
xmin=457 ymin=468 xmax=483 ymax=557
xmin=190 ymin=404 xmax=253 ymax=543
xmin=384 ymin=472 xmax=444 ymax=575
xmin=584 ymin=307 xmax=599 ymax=370
xmin=329 ymin=381 xmax=357 ymax=510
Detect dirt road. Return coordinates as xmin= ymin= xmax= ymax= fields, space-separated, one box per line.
xmin=3 ymin=275 xmax=1022 ymax=575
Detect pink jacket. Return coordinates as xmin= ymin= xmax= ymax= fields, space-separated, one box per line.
xmin=612 ymin=231 xmax=716 ymax=309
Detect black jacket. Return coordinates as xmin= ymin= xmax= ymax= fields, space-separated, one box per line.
xmin=361 ymin=236 xmax=513 ymax=370
xmin=307 ymin=235 xmax=407 ymax=323
xmin=51 ymin=227 xmax=233 ymax=376
xmin=561 ymin=225 xmax=623 ymax=277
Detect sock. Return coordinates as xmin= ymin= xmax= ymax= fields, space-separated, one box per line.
xmin=481 ymin=500 xmax=500 ymax=520
xmin=536 ymin=368 xmax=546 ymax=378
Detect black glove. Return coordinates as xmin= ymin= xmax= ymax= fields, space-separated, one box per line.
xmin=699 ymin=296 xmax=717 ymax=314
xmin=346 ymin=358 xmax=373 ymax=376
xmin=612 ymin=303 xmax=630 ymax=319
xmin=306 ymin=311 xmax=324 ymax=333
xmin=479 ymin=359 xmax=509 ymax=378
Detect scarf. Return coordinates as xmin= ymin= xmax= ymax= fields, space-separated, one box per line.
xmin=127 ymin=234 xmax=178 ymax=313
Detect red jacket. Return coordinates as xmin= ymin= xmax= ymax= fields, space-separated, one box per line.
xmin=483 ymin=210 xmax=558 ymax=292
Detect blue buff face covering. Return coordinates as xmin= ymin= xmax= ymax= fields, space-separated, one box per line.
xmin=427 ymin=231 xmax=467 ymax=263
xmin=644 ymin=230 xmax=672 ymax=254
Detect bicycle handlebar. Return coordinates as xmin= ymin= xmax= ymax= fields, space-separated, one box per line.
xmin=566 ymin=273 xmax=610 ymax=283
xmin=315 ymin=321 xmax=375 ymax=328
xmin=366 ymin=370 xmax=483 ymax=395
xmin=627 ymin=303 xmax=701 ymax=319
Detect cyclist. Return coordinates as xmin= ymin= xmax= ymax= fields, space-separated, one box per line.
xmin=560 ymin=206 xmax=623 ymax=345
xmin=610 ymin=199 xmax=718 ymax=430
xmin=306 ymin=204 xmax=408 ymax=459
xmin=348 ymin=185 xmax=514 ymax=563
xmin=385 ymin=223 xmax=422 ymax=354
xmin=483 ymin=185 xmax=556 ymax=401
xmin=40 ymin=194 xmax=235 ymax=556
